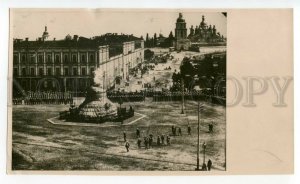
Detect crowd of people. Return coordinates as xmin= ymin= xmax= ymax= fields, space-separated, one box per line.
xmin=12 ymin=91 xmax=73 ymax=105
xmin=123 ymin=123 xmax=215 ymax=171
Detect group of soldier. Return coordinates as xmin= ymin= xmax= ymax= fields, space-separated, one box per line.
xmin=12 ymin=91 xmax=73 ymax=105
xmin=123 ymin=127 xmax=173 ymax=152
xmin=123 ymin=123 xmax=215 ymax=170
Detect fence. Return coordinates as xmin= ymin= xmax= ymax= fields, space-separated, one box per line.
xmin=12 ymin=91 xmax=73 ymax=105
xmin=153 ymin=91 xmax=225 ymax=106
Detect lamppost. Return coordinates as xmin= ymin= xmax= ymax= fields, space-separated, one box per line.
xmin=195 ymin=102 xmax=204 ymax=171
xmin=181 ymin=74 xmax=191 ymax=114
xmin=181 ymin=77 xmax=184 ymax=114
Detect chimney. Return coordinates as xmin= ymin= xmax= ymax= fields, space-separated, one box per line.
xmin=25 ymin=37 xmax=29 ymax=41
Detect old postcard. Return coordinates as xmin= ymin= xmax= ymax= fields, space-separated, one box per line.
xmin=7 ymin=9 xmax=293 ymax=174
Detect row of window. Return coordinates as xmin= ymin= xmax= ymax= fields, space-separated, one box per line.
xmin=13 ymin=67 xmax=95 ymax=76
xmin=13 ymin=53 xmax=96 ymax=64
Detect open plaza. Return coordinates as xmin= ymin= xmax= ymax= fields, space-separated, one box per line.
xmin=12 ymin=49 xmax=226 ymax=171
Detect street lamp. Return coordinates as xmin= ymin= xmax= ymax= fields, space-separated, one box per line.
xmin=181 ymin=77 xmax=184 ymax=114
xmin=181 ymin=74 xmax=191 ymax=114
xmin=195 ymin=102 xmax=204 ymax=171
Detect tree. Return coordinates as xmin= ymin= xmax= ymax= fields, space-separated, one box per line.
xmin=180 ymin=57 xmax=195 ymax=77
xmin=144 ymin=49 xmax=154 ymax=60
xmin=146 ymin=33 xmax=149 ymax=47
xmin=153 ymin=33 xmax=157 ymax=47
xmin=168 ymin=31 xmax=174 ymax=39
xmin=180 ymin=57 xmax=196 ymax=91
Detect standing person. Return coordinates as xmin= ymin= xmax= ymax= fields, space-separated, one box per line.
xmin=149 ymin=135 xmax=153 ymax=148
xmin=178 ymin=127 xmax=182 ymax=136
xmin=136 ymin=128 xmax=140 ymax=138
xmin=172 ymin=126 xmax=175 ymax=136
xmin=161 ymin=135 xmax=165 ymax=145
xmin=144 ymin=137 xmax=149 ymax=149
xmin=209 ymin=123 xmax=214 ymax=133
xmin=123 ymin=131 xmax=127 ymax=142
xmin=188 ymin=125 xmax=191 ymax=135
xmin=207 ymin=159 xmax=212 ymax=171
xmin=157 ymin=136 xmax=161 ymax=146
xmin=167 ymin=135 xmax=171 ymax=145
xmin=137 ymin=138 xmax=142 ymax=148
xmin=125 ymin=141 xmax=130 ymax=152
xmin=202 ymin=163 xmax=207 ymax=171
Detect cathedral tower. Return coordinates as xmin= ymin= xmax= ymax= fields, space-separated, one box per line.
xmin=175 ymin=13 xmax=187 ymax=40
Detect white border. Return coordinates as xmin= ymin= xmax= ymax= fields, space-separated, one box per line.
xmin=0 ymin=0 xmax=299 ymax=184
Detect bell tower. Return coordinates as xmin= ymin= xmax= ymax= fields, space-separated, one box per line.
xmin=175 ymin=13 xmax=187 ymax=40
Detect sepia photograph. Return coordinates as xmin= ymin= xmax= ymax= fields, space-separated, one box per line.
xmin=9 ymin=9 xmax=227 ymax=171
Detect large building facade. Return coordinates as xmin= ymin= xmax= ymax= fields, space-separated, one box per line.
xmin=13 ymin=27 xmax=144 ymax=96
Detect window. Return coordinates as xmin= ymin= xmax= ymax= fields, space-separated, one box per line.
xmin=13 ymin=68 xmax=18 ymax=76
xmin=73 ymin=68 xmax=77 ymax=76
xmin=90 ymin=67 xmax=94 ymax=75
xmin=64 ymin=55 xmax=68 ymax=63
xmin=38 ymin=55 xmax=43 ymax=63
xmin=30 ymin=68 xmax=35 ymax=76
xmin=47 ymin=68 xmax=52 ymax=76
xmin=90 ymin=54 xmax=94 ymax=62
xmin=81 ymin=54 xmax=86 ymax=63
xmin=72 ymin=55 xmax=77 ymax=63
xmin=55 ymin=55 xmax=60 ymax=63
xmin=39 ymin=68 xmax=44 ymax=76
xmin=55 ymin=68 xmax=60 ymax=76
xmin=13 ymin=54 xmax=19 ymax=64
xmin=64 ymin=68 xmax=69 ymax=76
xmin=21 ymin=55 xmax=26 ymax=63
xmin=47 ymin=55 xmax=52 ymax=63
xmin=81 ymin=68 xmax=86 ymax=75
xmin=30 ymin=54 xmax=35 ymax=63
xmin=21 ymin=68 xmax=26 ymax=76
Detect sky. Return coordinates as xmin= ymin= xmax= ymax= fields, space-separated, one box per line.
xmin=11 ymin=9 xmax=227 ymax=40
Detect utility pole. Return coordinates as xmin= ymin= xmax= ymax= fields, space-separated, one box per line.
xmin=195 ymin=102 xmax=204 ymax=170
xmin=181 ymin=77 xmax=184 ymax=114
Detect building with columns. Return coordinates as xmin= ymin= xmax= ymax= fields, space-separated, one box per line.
xmin=12 ymin=27 xmax=144 ymax=96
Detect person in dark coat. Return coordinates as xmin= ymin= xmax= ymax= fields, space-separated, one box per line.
xmin=209 ymin=123 xmax=214 ymax=133
xmin=125 ymin=141 xmax=130 ymax=152
xmin=167 ymin=135 xmax=171 ymax=145
xmin=123 ymin=131 xmax=126 ymax=142
xmin=188 ymin=125 xmax=191 ymax=135
xmin=137 ymin=138 xmax=142 ymax=148
xmin=161 ymin=135 xmax=165 ymax=145
xmin=144 ymin=137 xmax=149 ymax=149
xmin=136 ymin=128 xmax=140 ymax=138
xmin=207 ymin=159 xmax=212 ymax=171
xmin=178 ymin=127 xmax=182 ymax=136
xmin=171 ymin=126 xmax=175 ymax=135
xmin=149 ymin=135 xmax=153 ymax=148
xmin=157 ymin=136 xmax=161 ymax=146
xmin=202 ymin=163 xmax=207 ymax=171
